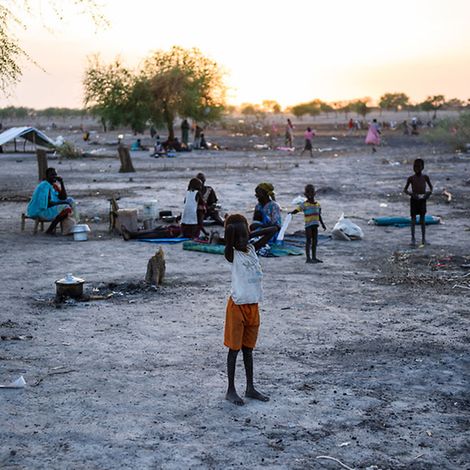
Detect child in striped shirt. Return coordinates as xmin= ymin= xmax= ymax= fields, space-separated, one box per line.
xmin=290 ymin=184 xmax=327 ymax=263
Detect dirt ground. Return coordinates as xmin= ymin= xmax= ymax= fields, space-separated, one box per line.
xmin=1 ymin=126 xmax=469 ymax=469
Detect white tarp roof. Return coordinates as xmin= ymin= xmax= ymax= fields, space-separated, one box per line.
xmin=0 ymin=127 xmax=56 ymax=149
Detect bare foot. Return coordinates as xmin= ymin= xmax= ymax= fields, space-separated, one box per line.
xmin=306 ymin=258 xmax=314 ymax=264
xmin=245 ymin=388 xmax=270 ymax=402
xmin=226 ymin=390 xmax=244 ymax=406
xmin=410 ymin=240 xmax=416 ymax=247
xmin=312 ymin=258 xmax=323 ymax=263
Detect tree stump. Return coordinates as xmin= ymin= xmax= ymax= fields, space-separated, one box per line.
xmin=36 ymin=149 xmax=48 ymax=181
xmin=145 ymin=247 xmax=165 ymax=286
xmin=118 ymin=145 xmax=136 ymax=173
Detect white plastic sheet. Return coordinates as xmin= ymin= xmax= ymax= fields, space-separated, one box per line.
xmin=277 ymin=213 xmax=292 ymax=241
xmin=331 ymin=213 xmax=364 ymax=241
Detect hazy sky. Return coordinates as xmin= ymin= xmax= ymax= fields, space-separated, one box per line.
xmin=2 ymin=0 xmax=470 ymax=109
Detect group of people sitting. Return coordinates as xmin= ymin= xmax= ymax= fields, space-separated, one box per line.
xmin=120 ymin=179 xmax=284 ymax=246
xmin=24 ymin=168 xmax=286 ymax=252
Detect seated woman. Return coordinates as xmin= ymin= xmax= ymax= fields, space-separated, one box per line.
xmin=26 ymin=167 xmax=74 ymax=235
xmin=250 ymin=182 xmax=282 ymax=241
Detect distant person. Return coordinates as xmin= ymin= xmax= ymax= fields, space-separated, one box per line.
xmin=365 ymin=118 xmax=381 ymax=152
xmin=285 ymin=118 xmax=294 ymax=147
xmin=193 ymin=124 xmax=203 ymax=149
xmin=411 ymin=118 xmax=419 ymax=135
xmin=150 ymin=126 xmax=157 ymax=139
xmin=403 ymin=120 xmax=410 ymax=135
xmin=290 ymin=184 xmax=327 ymax=263
xmin=196 ymin=172 xmax=224 ymax=226
xmin=199 ymin=132 xmax=209 ymax=149
xmin=181 ymin=119 xmax=190 ymax=147
xmin=404 ymin=159 xmax=433 ymax=247
xmin=82 ymin=130 xmax=90 ymax=142
xmin=181 ymin=177 xmax=209 ymax=239
xmin=301 ymin=127 xmax=315 ymax=157
xmin=26 ymin=167 xmax=74 ymax=235
xmin=348 ymin=118 xmax=354 ymax=134
xmin=223 ymin=213 xmax=276 ymax=406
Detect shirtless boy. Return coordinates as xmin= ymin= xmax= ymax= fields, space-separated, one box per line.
xmin=403 ymin=159 xmax=433 ymax=246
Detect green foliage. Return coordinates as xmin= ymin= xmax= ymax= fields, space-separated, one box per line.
xmin=427 ymin=111 xmax=470 ymax=151
xmin=83 ymin=56 xmax=150 ymax=133
xmin=378 ymin=92 xmax=410 ymax=111
xmin=291 ymin=100 xmax=321 ymax=118
xmin=56 ymin=141 xmax=83 ymax=158
xmin=261 ymin=100 xmax=282 ymax=113
xmin=419 ymin=95 xmax=446 ymax=115
xmin=0 ymin=106 xmax=88 ymax=119
xmin=350 ymin=99 xmax=371 ymax=118
xmin=143 ymin=46 xmax=226 ymax=138
xmin=84 ymin=46 xmax=226 ymax=138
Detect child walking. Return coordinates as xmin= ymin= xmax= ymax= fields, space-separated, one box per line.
xmin=290 ymin=184 xmax=327 ymax=263
xmin=223 ymin=214 xmax=276 ymax=406
xmin=403 ymin=158 xmax=433 ymax=247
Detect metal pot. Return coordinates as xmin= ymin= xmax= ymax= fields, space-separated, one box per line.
xmin=55 ymin=273 xmax=85 ymax=299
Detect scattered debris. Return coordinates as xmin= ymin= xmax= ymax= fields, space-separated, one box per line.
xmin=0 ymin=376 xmax=26 ymax=389
xmin=316 ymin=455 xmax=355 ymax=470
xmin=30 ymin=367 xmax=77 ymax=387
xmin=1 ymin=335 xmax=32 ymax=341
xmin=442 ymin=189 xmax=452 ymax=203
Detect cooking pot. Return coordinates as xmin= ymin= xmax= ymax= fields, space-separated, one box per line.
xmin=55 ymin=273 xmax=85 ymax=299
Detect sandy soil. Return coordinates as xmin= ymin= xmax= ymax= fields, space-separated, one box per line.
xmin=1 ymin=127 xmax=469 ymax=469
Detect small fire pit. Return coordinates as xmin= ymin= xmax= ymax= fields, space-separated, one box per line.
xmin=55 ymin=273 xmax=85 ymax=300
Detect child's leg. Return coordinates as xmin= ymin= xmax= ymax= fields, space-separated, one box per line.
xmin=226 ymin=349 xmax=244 ymax=406
xmin=420 ymin=213 xmax=426 ymax=244
xmin=305 ymin=226 xmax=313 ymax=262
xmin=311 ymin=226 xmax=322 ymax=262
xmin=410 ymin=215 xmax=416 ymax=244
xmin=242 ymin=347 xmax=269 ymax=401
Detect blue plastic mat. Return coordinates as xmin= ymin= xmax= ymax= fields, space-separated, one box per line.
xmin=371 ymin=215 xmax=441 ymax=227
xmin=136 ymin=238 xmax=190 ymax=244
xmin=182 ymin=241 xmax=303 ymax=257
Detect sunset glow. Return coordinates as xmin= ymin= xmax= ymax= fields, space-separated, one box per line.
xmin=2 ymin=0 xmax=470 ymax=109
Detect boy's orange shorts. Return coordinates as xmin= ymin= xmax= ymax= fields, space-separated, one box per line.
xmin=224 ymin=297 xmax=260 ymax=350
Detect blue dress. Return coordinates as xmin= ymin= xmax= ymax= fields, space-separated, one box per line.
xmin=26 ymin=181 xmax=67 ymax=220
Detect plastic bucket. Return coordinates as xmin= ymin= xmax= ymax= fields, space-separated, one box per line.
xmin=143 ymin=200 xmax=158 ymax=219
xmin=72 ymin=224 xmax=90 ymax=241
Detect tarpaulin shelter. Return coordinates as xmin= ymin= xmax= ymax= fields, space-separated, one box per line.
xmin=0 ymin=127 xmax=56 ymax=152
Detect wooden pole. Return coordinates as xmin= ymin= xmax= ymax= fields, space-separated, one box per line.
xmin=36 ymin=149 xmax=48 ymax=181
xmin=118 ymin=145 xmax=136 ymax=173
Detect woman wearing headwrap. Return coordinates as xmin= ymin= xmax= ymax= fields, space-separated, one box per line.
xmin=251 ymin=183 xmax=282 ymax=240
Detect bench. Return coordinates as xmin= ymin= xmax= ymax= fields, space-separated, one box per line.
xmin=21 ymin=213 xmax=63 ymax=234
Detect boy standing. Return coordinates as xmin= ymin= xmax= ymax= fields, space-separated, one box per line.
xmin=290 ymin=184 xmax=327 ymax=263
xmin=404 ymin=158 xmax=433 ymax=246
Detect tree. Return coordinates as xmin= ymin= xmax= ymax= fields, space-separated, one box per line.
xmin=350 ymin=99 xmax=371 ymax=118
xmin=444 ymin=98 xmax=464 ymax=109
xmin=419 ymin=95 xmax=446 ymax=118
xmin=83 ymin=56 xmax=150 ymax=133
xmin=378 ymin=92 xmax=410 ymax=112
xmin=291 ymin=100 xmax=321 ymax=118
xmin=261 ymin=100 xmax=281 ymax=114
xmin=1 ymin=1 xmax=107 ymax=93
xmin=142 ymin=46 xmax=226 ymax=140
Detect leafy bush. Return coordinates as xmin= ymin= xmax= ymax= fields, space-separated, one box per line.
xmin=55 ymin=142 xmax=83 ymax=158
xmin=427 ymin=111 xmax=470 ymax=151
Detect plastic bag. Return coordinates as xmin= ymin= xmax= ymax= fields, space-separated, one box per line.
xmin=331 ymin=213 xmax=364 ymax=241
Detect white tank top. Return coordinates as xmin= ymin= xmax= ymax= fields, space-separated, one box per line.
xmin=181 ymin=190 xmax=198 ymax=224
xmin=231 ymin=244 xmax=263 ymax=305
